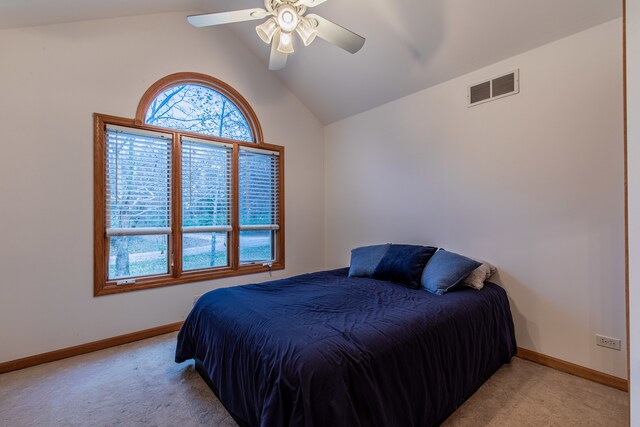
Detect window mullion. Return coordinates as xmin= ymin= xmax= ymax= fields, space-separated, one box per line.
xmin=172 ymin=131 xmax=182 ymax=278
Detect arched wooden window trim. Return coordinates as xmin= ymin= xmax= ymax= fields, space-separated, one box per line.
xmin=94 ymin=72 xmax=284 ymax=297
xmin=134 ymin=72 xmax=264 ymax=144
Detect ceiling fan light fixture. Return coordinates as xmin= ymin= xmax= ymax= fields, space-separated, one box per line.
xmin=296 ymin=17 xmax=317 ymax=46
xmin=277 ymin=31 xmax=295 ymax=54
xmin=277 ymin=5 xmax=299 ymax=33
xmin=256 ymin=17 xmax=278 ymax=44
xmin=187 ymin=1 xmax=366 ymax=71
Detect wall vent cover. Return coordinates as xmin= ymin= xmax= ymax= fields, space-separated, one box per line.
xmin=468 ymin=69 xmax=519 ymax=107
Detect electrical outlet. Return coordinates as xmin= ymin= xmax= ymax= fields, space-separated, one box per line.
xmin=193 ymin=295 xmax=202 ymax=305
xmin=596 ymin=334 xmax=621 ymax=351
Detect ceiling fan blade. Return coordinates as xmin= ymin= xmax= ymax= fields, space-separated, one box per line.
xmin=295 ymin=0 xmax=329 ymax=7
xmin=187 ymin=9 xmax=268 ymax=28
xmin=306 ymin=14 xmax=365 ymax=54
xmin=269 ymin=34 xmax=288 ymax=70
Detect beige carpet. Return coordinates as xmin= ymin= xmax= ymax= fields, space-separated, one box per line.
xmin=0 ymin=333 xmax=628 ymax=426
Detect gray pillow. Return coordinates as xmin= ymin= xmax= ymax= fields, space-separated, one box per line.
xmin=348 ymin=244 xmax=391 ymax=277
xmin=462 ymin=261 xmax=496 ymax=290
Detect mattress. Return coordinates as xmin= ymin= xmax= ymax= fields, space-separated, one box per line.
xmin=175 ymin=268 xmax=517 ymax=426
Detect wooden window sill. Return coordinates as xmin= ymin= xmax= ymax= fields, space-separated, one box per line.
xmin=95 ymin=262 xmax=284 ymax=296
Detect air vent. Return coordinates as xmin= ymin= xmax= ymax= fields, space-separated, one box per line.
xmin=468 ymin=69 xmax=519 ymax=107
xmin=470 ymin=81 xmax=491 ymax=104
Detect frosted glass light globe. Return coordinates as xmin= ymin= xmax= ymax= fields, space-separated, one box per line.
xmin=277 ymin=5 xmax=298 ymax=33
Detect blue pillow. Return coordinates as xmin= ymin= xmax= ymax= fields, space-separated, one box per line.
xmin=421 ymin=250 xmax=481 ymax=295
xmin=348 ymin=244 xmax=391 ymax=277
xmin=372 ymin=244 xmax=437 ymax=289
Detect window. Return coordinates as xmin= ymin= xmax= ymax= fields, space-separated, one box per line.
xmin=106 ymin=127 xmax=172 ymax=279
xmin=181 ymin=137 xmax=232 ymax=271
xmin=239 ymin=148 xmax=281 ymax=263
xmin=145 ymin=84 xmax=253 ymax=141
xmin=94 ymin=73 xmax=284 ymax=296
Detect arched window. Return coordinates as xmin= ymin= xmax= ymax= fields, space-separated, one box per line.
xmin=145 ymin=84 xmax=252 ymax=141
xmin=135 ymin=72 xmax=263 ymax=143
xmin=94 ymin=73 xmax=283 ymax=296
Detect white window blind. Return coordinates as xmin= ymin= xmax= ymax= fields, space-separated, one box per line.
xmin=239 ymin=148 xmax=280 ymax=230
xmin=181 ymin=137 xmax=233 ymax=233
xmin=105 ymin=125 xmax=172 ymax=236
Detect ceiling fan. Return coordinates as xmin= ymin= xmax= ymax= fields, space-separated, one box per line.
xmin=187 ymin=0 xmax=365 ymax=70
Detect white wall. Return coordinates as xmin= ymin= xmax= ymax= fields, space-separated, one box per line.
xmin=0 ymin=11 xmax=627 ymax=384
xmin=627 ymin=0 xmax=640 ymax=418
xmin=0 ymin=12 xmax=325 ymax=363
xmin=325 ymin=20 xmax=626 ymax=378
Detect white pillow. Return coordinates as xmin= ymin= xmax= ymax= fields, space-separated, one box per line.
xmin=461 ymin=262 xmax=496 ymax=290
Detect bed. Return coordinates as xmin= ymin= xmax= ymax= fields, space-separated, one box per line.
xmin=175 ymin=267 xmax=516 ymax=426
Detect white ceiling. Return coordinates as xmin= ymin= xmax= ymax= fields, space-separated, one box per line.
xmin=0 ymin=0 xmax=202 ymax=29
xmin=0 ymin=0 xmax=621 ymax=124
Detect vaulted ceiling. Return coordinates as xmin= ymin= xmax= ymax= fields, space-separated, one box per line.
xmin=0 ymin=0 xmax=622 ymax=124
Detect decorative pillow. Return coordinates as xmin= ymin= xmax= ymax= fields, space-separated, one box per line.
xmin=372 ymin=244 xmax=437 ymax=289
xmin=421 ymin=250 xmax=481 ymax=295
xmin=348 ymin=244 xmax=391 ymax=277
xmin=462 ymin=261 xmax=497 ymax=290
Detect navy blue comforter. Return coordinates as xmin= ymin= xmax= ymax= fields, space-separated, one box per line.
xmin=175 ymin=268 xmax=516 ymax=427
